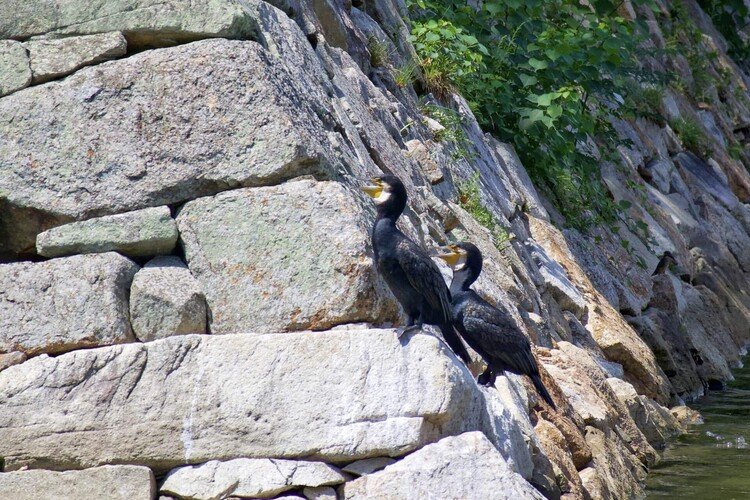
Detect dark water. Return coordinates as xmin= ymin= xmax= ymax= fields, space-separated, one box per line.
xmin=646 ymin=361 xmax=750 ymax=499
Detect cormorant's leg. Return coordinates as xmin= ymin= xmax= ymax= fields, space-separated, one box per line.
xmin=477 ymin=367 xmax=497 ymax=387
xmin=397 ymin=314 xmax=423 ymax=339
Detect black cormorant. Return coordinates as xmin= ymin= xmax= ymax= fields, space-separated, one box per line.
xmin=361 ymin=175 xmax=471 ymax=365
xmin=653 ymin=251 xmax=678 ymax=276
xmin=438 ymin=241 xmax=556 ymax=409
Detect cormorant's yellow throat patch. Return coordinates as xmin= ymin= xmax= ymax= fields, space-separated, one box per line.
xmin=361 ymin=178 xmax=383 ymax=199
xmin=437 ymin=245 xmax=462 ymax=267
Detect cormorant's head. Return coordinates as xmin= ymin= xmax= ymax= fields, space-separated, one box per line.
xmin=662 ymin=251 xmax=676 ymax=263
xmin=361 ymin=175 xmax=407 ymax=218
xmin=437 ymin=241 xmax=483 ymax=287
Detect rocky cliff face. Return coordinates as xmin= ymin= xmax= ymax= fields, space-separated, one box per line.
xmin=1 ymin=0 xmax=749 ymax=498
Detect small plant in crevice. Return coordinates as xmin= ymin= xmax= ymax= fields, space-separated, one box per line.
xmin=393 ymin=60 xmax=418 ymax=88
xmin=457 ymin=174 xmax=511 ymax=251
xmin=624 ymin=81 xmax=666 ymax=125
xmin=671 ymin=117 xmax=711 ymax=157
xmin=367 ymin=35 xmax=391 ymax=67
xmin=420 ymin=101 xmax=473 ymax=160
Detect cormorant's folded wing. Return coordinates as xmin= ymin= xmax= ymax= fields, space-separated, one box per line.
xmin=396 ymin=240 xmax=452 ymax=324
xmin=463 ymin=300 xmax=538 ymax=375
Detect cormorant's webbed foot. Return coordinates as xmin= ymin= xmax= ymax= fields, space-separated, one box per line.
xmin=477 ymin=368 xmax=497 ymax=387
xmin=396 ymin=323 xmax=422 ymax=339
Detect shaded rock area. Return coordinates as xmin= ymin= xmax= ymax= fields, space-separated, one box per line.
xmin=0 ymin=0 xmax=749 ymax=497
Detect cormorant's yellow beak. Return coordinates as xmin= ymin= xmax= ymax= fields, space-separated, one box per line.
xmin=361 ymin=178 xmax=383 ymax=199
xmin=437 ymin=245 xmax=461 ymax=267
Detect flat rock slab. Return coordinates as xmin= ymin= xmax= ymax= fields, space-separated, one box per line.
xmin=0 ymin=40 xmax=31 ymax=97
xmin=25 ymin=32 xmax=127 ymax=84
xmin=0 ymin=38 xmax=342 ymax=254
xmin=303 ymin=486 xmax=337 ymax=500
xmin=342 ymin=457 xmax=396 ymax=476
xmin=0 ymin=465 xmax=155 ymax=500
xmin=0 ymin=0 xmax=256 ymax=42
xmin=36 ymin=206 xmax=178 ymax=258
xmin=177 ymin=180 xmax=396 ymax=334
xmin=0 ymin=330 xmax=477 ymax=471
xmin=0 ymin=252 xmax=138 ymax=355
xmin=161 ymin=458 xmax=346 ymax=499
xmin=341 ymin=432 xmax=543 ymax=499
xmin=130 ymin=256 xmax=207 ymax=342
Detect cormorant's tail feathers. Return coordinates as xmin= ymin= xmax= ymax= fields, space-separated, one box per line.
xmin=438 ymin=322 xmax=472 ymax=366
xmin=531 ymin=373 xmax=556 ymax=410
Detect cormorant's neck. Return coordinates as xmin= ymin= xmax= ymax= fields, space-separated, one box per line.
xmin=376 ymin=203 xmax=404 ymax=222
xmin=450 ymin=268 xmax=478 ymax=294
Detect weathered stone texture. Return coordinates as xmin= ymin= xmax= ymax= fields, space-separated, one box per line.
xmin=0 ymin=40 xmax=31 ymax=97
xmin=0 ymin=0 xmax=257 ymax=41
xmin=0 ymin=253 xmax=138 ymax=355
xmin=130 ymin=256 xmax=207 ymax=342
xmin=0 ymin=465 xmax=155 ymax=500
xmin=342 ymin=432 xmax=544 ymax=499
xmin=177 ymin=180 xmax=397 ymax=334
xmin=161 ymin=458 xmax=346 ymax=499
xmin=0 ymin=39 xmax=346 ymax=254
xmin=25 ymin=32 xmax=127 ymax=83
xmin=36 ymin=206 xmax=177 ymax=258
xmin=0 ymin=330 xmax=477 ymax=471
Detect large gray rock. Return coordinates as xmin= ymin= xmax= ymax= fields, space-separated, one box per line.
xmin=674 ymin=152 xmax=738 ymax=209
xmin=161 ymin=458 xmax=346 ymax=499
xmin=177 ymin=180 xmax=396 ymax=334
xmin=0 ymin=0 xmax=256 ymax=42
xmin=129 ymin=256 xmax=207 ymax=342
xmin=526 ymin=240 xmax=587 ymax=318
xmin=0 ymin=465 xmax=155 ymax=500
xmin=0 ymin=253 xmax=138 ymax=355
xmin=0 ymin=40 xmax=31 ymax=97
xmin=0 ymin=330 xmax=479 ymax=471
xmin=25 ymin=32 xmax=127 ymax=83
xmin=0 ymin=38 xmax=346 ymax=255
xmin=341 ymin=432 xmax=544 ymax=499
xmin=36 ymin=206 xmax=178 ymax=258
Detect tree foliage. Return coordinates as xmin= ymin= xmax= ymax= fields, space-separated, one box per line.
xmin=408 ymin=0 xmax=656 ymax=228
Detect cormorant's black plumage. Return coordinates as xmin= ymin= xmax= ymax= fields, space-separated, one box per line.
xmin=364 ymin=175 xmax=471 ymax=365
xmin=653 ymin=251 xmax=677 ymax=276
xmin=443 ymin=242 xmax=556 ymax=409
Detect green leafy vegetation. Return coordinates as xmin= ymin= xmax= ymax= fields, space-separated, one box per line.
xmin=407 ymin=0 xmax=657 ymax=229
xmin=457 ymin=174 xmax=511 ymax=250
xmin=697 ymin=0 xmax=750 ymax=68
xmin=393 ymin=61 xmax=418 ymax=88
xmin=671 ymin=117 xmax=711 ymax=157
xmin=624 ymin=82 xmax=666 ymax=124
xmin=420 ymin=102 xmax=473 ymax=159
xmin=663 ymin=2 xmax=719 ymax=103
